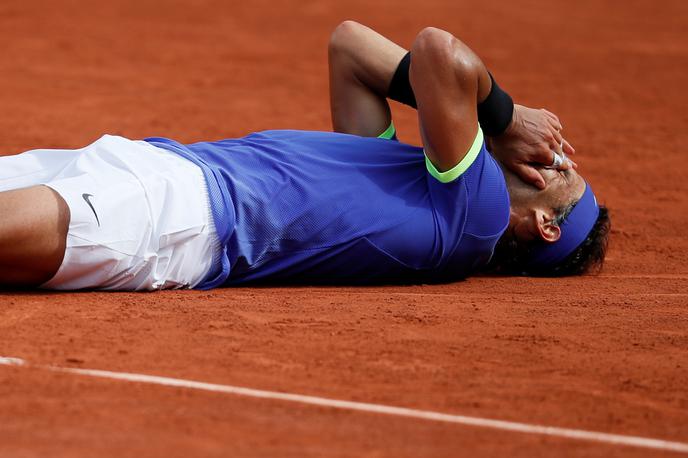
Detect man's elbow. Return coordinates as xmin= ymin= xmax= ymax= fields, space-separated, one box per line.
xmin=329 ymin=20 xmax=365 ymax=59
xmin=411 ymin=27 xmax=481 ymax=78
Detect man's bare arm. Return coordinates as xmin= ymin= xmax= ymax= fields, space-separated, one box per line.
xmin=327 ymin=21 xmax=574 ymax=187
xmin=328 ymin=21 xmax=406 ymax=137
xmin=409 ymin=27 xmax=491 ymax=172
xmin=329 ymin=24 xmax=488 ymax=172
xmin=329 ymin=23 xmax=492 ymax=170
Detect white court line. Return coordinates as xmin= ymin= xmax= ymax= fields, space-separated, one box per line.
xmin=598 ymin=274 xmax=688 ymax=280
xmin=1 ymin=356 xmax=687 ymax=454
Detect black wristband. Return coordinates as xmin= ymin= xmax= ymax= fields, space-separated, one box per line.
xmin=477 ymin=73 xmax=514 ymax=136
xmin=387 ymin=52 xmax=417 ymax=108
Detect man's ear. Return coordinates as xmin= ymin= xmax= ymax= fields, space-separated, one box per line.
xmin=534 ymin=209 xmax=561 ymax=243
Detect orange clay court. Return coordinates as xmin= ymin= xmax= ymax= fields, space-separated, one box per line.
xmin=1 ymin=0 xmax=687 ymax=456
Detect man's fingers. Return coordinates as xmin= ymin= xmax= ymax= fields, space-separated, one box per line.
xmin=543 ymin=109 xmax=558 ymax=119
xmin=544 ymin=110 xmax=563 ymax=130
xmin=542 ymin=145 xmax=573 ymax=171
xmin=551 ymin=129 xmax=564 ymax=148
xmin=562 ymin=138 xmax=576 ymax=155
xmin=529 ymin=144 xmax=554 ymax=166
xmin=557 ymin=155 xmax=573 ymax=170
xmin=516 ymin=163 xmax=546 ymax=189
xmin=548 ymin=131 xmax=577 ymax=169
xmin=544 ymin=111 xmax=574 ymax=155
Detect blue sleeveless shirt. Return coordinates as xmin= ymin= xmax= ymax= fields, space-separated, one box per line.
xmin=146 ymin=129 xmax=509 ymax=288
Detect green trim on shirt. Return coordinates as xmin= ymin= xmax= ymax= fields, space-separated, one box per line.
xmin=377 ymin=122 xmax=396 ymax=139
xmin=424 ymin=127 xmax=484 ymax=183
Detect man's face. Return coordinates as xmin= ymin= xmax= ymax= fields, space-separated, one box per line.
xmin=501 ymin=162 xmax=587 ymax=242
xmin=536 ymin=166 xmax=587 ymax=210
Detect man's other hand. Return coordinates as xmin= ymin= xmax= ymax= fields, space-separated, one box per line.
xmin=488 ymin=104 xmax=576 ymax=189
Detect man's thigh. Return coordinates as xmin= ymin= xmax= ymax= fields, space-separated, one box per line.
xmin=0 ymin=185 xmax=69 ymax=287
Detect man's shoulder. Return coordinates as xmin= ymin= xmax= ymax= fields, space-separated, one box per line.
xmin=462 ymin=144 xmax=510 ymax=239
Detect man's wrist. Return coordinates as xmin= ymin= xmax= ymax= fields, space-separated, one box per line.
xmin=501 ymin=104 xmax=520 ymax=137
xmin=477 ymin=73 xmax=514 ymax=137
xmin=387 ymin=52 xmax=417 ymax=108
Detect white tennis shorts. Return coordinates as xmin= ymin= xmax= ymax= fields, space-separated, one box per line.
xmin=0 ymin=135 xmax=221 ymax=291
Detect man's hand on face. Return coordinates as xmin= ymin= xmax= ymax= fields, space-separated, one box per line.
xmin=487 ymin=104 xmax=576 ymax=189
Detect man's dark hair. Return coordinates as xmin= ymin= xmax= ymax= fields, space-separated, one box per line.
xmin=486 ymin=206 xmax=611 ymax=276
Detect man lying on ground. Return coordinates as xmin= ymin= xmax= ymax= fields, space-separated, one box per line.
xmin=0 ymin=21 xmax=609 ymax=291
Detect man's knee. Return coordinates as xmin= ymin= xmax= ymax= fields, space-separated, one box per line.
xmin=0 ymin=186 xmax=69 ymax=287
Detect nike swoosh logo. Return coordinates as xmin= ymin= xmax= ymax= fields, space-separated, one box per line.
xmin=82 ymin=193 xmax=101 ymax=227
